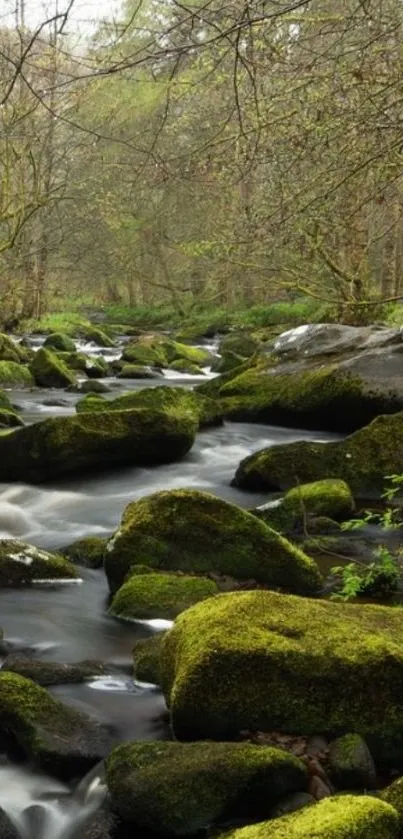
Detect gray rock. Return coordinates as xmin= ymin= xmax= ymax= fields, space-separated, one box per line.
xmin=273 ymin=323 xmax=403 ymax=361
xmin=2 ymin=655 xmax=107 ymax=686
xmin=329 ymin=734 xmax=377 ymax=790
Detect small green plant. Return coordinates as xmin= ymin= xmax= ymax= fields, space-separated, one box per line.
xmin=331 ymin=475 xmax=403 ymax=602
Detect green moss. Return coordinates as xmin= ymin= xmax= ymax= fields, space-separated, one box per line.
xmin=0 ymin=671 xmax=109 ymax=777
xmin=0 ymin=390 xmax=14 ymax=410
xmin=211 ymin=351 xmax=246 ymax=374
xmin=117 ymin=364 xmax=158 ymax=379
xmin=0 ymin=361 xmax=34 ymax=387
xmin=29 ymin=348 xmax=77 ymax=388
xmin=0 ymin=408 xmax=197 ymax=483
xmin=105 ymin=489 xmax=322 ymax=595
xmin=0 ymin=333 xmax=29 ymax=363
xmin=61 ymin=537 xmax=107 ymax=569
xmin=0 ymin=540 xmax=78 ymax=585
xmin=382 ymin=777 xmax=403 ymax=829
xmin=105 ymin=740 xmax=307 ymax=835
xmin=160 ymin=589 xmax=403 ymax=748
xmin=328 ymin=734 xmax=376 ymax=790
xmin=110 ymin=571 xmax=218 ymax=620
xmin=256 ymin=480 xmax=354 ymax=533
xmin=214 ymin=362 xmax=403 ymax=431
xmin=169 ymin=358 xmax=204 ymax=375
xmin=44 ymin=333 xmax=76 ymax=353
xmin=75 ymin=385 xmax=221 ymax=430
xmin=0 ymin=408 xmax=24 ymax=427
xmin=80 ymin=326 xmax=115 ymax=348
xmin=122 ymin=339 xmax=167 ymax=367
xmin=133 ymin=633 xmax=166 ymax=684
xmin=222 ymin=796 xmax=398 ymax=839
xmin=233 ymin=412 xmax=403 ymax=494
xmin=219 ymin=333 xmax=261 ymax=358
xmin=169 ymin=341 xmax=211 ymax=366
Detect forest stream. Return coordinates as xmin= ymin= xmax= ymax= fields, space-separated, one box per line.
xmin=0 ymin=336 xmax=341 ymax=838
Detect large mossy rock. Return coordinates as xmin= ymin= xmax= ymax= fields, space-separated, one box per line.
xmin=44 ymin=333 xmax=76 ymax=353
xmin=76 ymin=385 xmax=222 ymax=430
xmin=105 ymin=740 xmax=307 ymax=836
xmin=109 ymin=570 xmax=218 ymax=620
xmin=233 ymin=412 xmax=403 ymax=494
xmin=0 ymin=408 xmax=196 ymax=483
xmin=80 ymin=327 xmax=115 ymax=348
xmin=133 ymin=633 xmax=166 ymax=684
xmin=104 ymin=490 xmax=322 ymax=595
xmin=160 ymin=589 xmax=403 ymax=754
xmin=255 ymin=480 xmax=354 ymax=533
xmin=328 ymin=734 xmax=377 ymax=790
xmin=0 ymin=408 xmax=24 ymax=428
xmin=219 ymin=333 xmax=261 ymax=358
xmin=0 ymin=540 xmax=78 ymax=585
xmin=222 ymin=795 xmax=398 ymax=839
xmin=0 ymin=361 xmax=34 ymax=387
xmin=382 ymin=777 xmax=403 ymax=830
xmin=0 ymin=333 xmax=29 ymax=364
xmin=122 ymin=335 xmax=211 ymax=369
xmin=30 ymin=348 xmax=76 ymax=388
xmin=0 ymin=672 xmax=111 ymax=778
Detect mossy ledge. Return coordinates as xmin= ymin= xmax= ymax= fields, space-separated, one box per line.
xmin=105 ymin=740 xmax=307 ymax=835
xmin=160 ymin=589 xmax=403 ymax=755
xmin=233 ymin=411 xmax=403 ymax=494
xmin=105 ymin=489 xmax=322 ymax=595
xmin=222 ymin=795 xmax=398 ymax=839
xmin=0 ymin=408 xmax=196 ymax=483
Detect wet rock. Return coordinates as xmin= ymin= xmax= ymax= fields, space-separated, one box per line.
xmin=270 ymin=791 xmax=315 ymax=818
xmin=219 ymin=332 xmax=261 ymax=358
xmin=329 ymin=734 xmax=377 ymax=790
xmin=0 ymin=409 xmax=24 ymax=428
xmin=122 ymin=336 xmax=211 ymax=369
xmin=0 ymin=807 xmax=23 ymax=839
xmin=106 ymin=740 xmax=307 ymax=835
xmin=233 ymin=411 xmax=403 ymax=495
xmin=62 ymin=537 xmax=107 ymax=569
xmin=308 ymin=776 xmax=332 ymax=800
xmin=79 ymin=802 xmax=119 ymax=839
xmin=160 ymin=589 xmax=403 ymax=758
xmin=116 ymin=365 xmax=160 ymax=379
xmin=168 ymin=358 xmax=204 ymax=375
xmin=133 ymin=633 xmax=166 ymax=685
xmin=0 ymin=362 xmax=34 ymax=388
xmin=0 ymin=407 xmax=196 ymax=483
xmin=110 ymin=570 xmax=218 ymax=621
xmin=254 ymin=479 xmax=354 ymax=534
xmin=382 ymin=776 xmax=403 ymax=830
xmin=30 ymin=348 xmax=76 ymax=388
xmin=222 ymin=795 xmax=398 ymax=839
xmin=2 ymin=655 xmax=106 ymax=686
xmin=0 ymin=540 xmax=78 ymax=586
xmin=78 ymin=380 xmax=110 ymax=394
xmin=80 ymin=327 xmax=116 ymax=348
xmin=0 ymin=672 xmax=112 ymax=779
xmin=0 ymin=333 xmax=29 ymax=364
xmin=105 ymin=489 xmax=321 ymax=595
xmin=272 ymin=323 xmax=402 ymax=361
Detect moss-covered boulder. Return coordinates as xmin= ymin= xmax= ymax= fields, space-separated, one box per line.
xmin=0 ymin=408 xmax=196 ymax=483
xmin=0 ymin=333 xmax=29 ymax=363
xmin=75 ymin=385 xmax=222 ymax=430
xmin=219 ymin=333 xmax=261 ymax=358
xmin=117 ymin=364 xmax=160 ymax=379
xmin=233 ymin=412 xmax=403 ymax=494
xmin=0 ymin=540 xmax=78 ymax=585
xmin=105 ymin=489 xmax=321 ymax=595
xmin=77 ymin=379 xmax=110 ymax=394
xmin=0 ymin=408 xmax=24 ymax=428
xmin=211 ymin=351 xmax=246 ymax=374
xmin=80 ymin=327 xmax=115 ymax=348
xmin=0 ymin=672 xmax=111 ymax=778
xmin=106 ymin=740 xmax=307 ymax=835
xmin=2 ymin=655 xmax=106 ymax=686
xmin=44 ymin=333 xmax=76 ymax=353
xmin=110 ymin=571 xmax=218 ymax=621
xmin=328 ymin=734 xmax=377 ymax=790
xmin=133 ymin=633 xmax=166 ymax=684
xmin=122 ymin=336 xmax=211 ymax=369
xmin=255 ymin=480 xmax=354 ymax=534
xmin=61 ymin=537 xmax=107 ymax=569
xmin=0 ymin=361 xmax=34 ymax=388
xmin=169 ymin=358 xmax=204 ymax=375
xmin=382 ymin=777 xmax=403 ymax=830
xmin=30 ymin=348 xmax=76 ymax=388
xmin=222 ymin=795 xmax=398 ymax=839
xmin=61 ymin=352 xmax=109 ymax=378
xmin=207 ymin=361 xmax=403 ymax=432
xmin=160 ymin=589 xmax=403 ymax=752
xmin=122 ymin=339 xmax=167 ymax=367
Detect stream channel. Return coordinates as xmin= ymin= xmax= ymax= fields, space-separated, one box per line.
xmin=0 ymin=335 xmax=340 ymax=838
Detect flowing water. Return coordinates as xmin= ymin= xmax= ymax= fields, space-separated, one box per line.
xmin=0 ymin=336 xmax=341 ymax=837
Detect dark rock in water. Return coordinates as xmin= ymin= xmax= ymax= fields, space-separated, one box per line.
xmin=79 ymin=802 xmax=119 ymax=839
xmin=0 ymin=672 xmax=112 ymax=779
xmin=270 ymin=792 xmax=315 ymax=818
xmin=328 ymin=734 xmax=377 ymax=790
xmin=0 ymin=807 xmax=21 ymax=839
xmin=78 ymin=380 xmax=110 ymax=394
xmin=105 ymin=489 xmax=321 ymax=596
xmin=106 ymin=740 xmax=307 ymax=835
xmin=0 ymin=408 xmax=196 ymax=483
xmin=41 ymin=398 xmax=71 ymax=407
xmin=44 ymin=333 xmax=76 ymax=353
xmin=62 ymin=537 xmax=107 ymax=569
xmin=116 ymin=365 xmax=160 ymax=379
xmin=133 ymin=633 xmax=166 ymax=685
xmin=2 ymin=655 xmax=106 ymax=686
xmin=232 ymin=411 xmax=403 ymax=495
xmin=0 ymin=540 xmax=78 ymax=586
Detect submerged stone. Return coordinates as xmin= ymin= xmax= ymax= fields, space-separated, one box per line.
xmin=105 ymin=489 xmax=322 ymax=595
xmin=106 ymin=740 xmax=307 ymax=835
